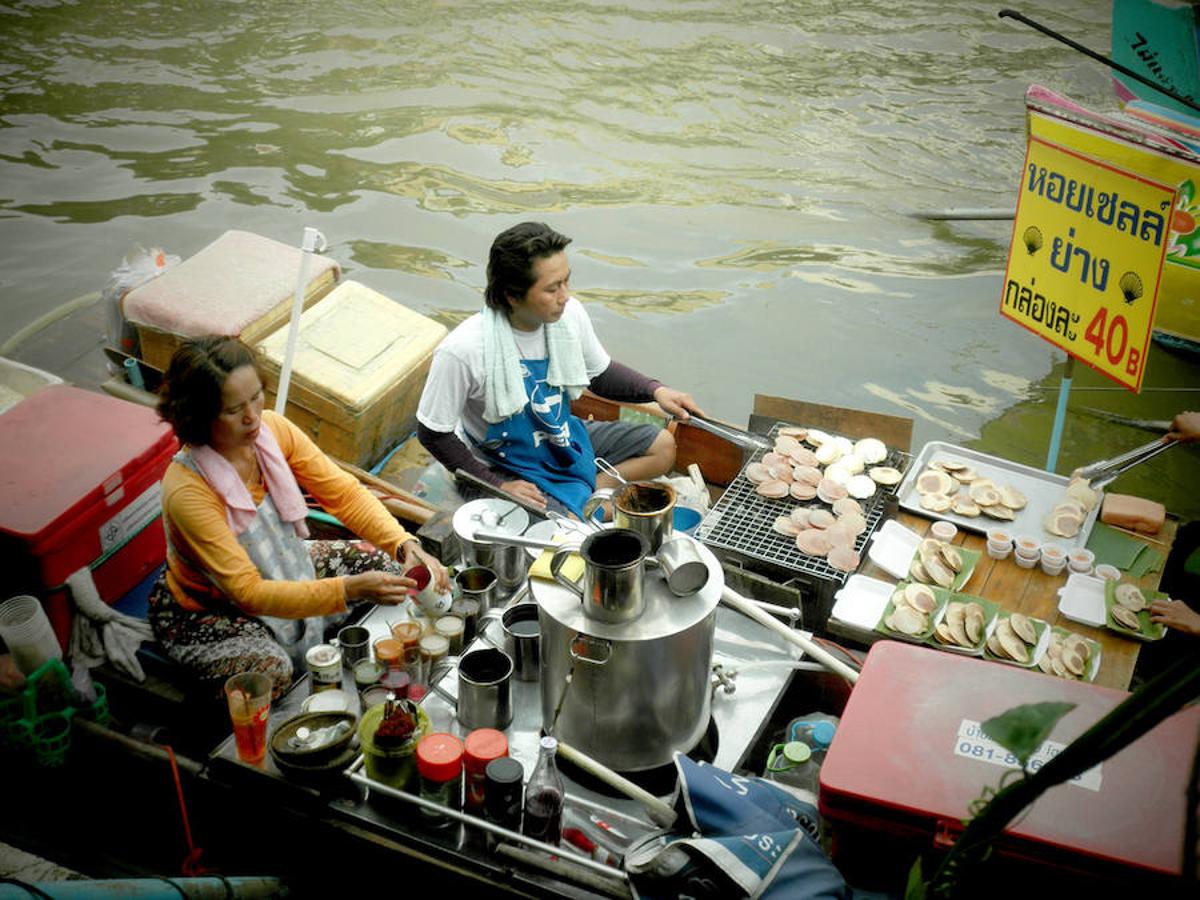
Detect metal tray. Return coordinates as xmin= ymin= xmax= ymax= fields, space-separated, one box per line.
xmin=895 ymin=441 xmax=1101 ymax=548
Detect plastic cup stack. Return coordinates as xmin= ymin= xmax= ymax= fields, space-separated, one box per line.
xmin=1013 ymin=535 xmax=1040 ymax=569
xmin=1068 ymin=548 xmax=1095 ymax=575
xmin=1040 ymin=542 xmax=1067 ymax=576
xmin=985 ymin=528 xmax=1013 ymax=561
xmin=930 ymin=520 xmax=958 ymax=542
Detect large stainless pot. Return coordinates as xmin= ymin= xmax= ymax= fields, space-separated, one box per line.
xmin=452 ymin=499 xmax=532 ymax=599
xmin=531 ymin=533 xmax=724 ymax=772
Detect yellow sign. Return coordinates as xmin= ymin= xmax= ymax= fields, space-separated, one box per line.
xmin=1001 ymin=136 xmax=1174 ymax=391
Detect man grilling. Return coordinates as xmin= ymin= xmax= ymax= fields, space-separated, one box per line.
xmin=416 ymin=222 xmax=704 ymax=518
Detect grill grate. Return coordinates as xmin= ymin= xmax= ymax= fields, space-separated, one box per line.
xmin=698 ymin=423 xmax=910 ymax=586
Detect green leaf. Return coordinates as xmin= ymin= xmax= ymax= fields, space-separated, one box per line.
xmin=981 ymin=702 xmax=1075 ymax=768
xmin=904 ymin=856 xmax=927 ymax=900
xmin=1180 ymin=179 xmax=1195 ymax=206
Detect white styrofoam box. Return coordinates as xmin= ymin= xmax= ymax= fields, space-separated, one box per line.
xmin=831 ymin=574 xmax=895 ymax=631
xmin=866 ymin=519 xmax=922 ymax=580
xmin=1057 ymin=572 xmax=1107 ymax=627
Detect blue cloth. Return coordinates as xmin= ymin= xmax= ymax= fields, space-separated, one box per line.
xmin=476 ymin=356 xmax=596 ymax=516
xmin=627 ymin=755 xmax=890 ymax=900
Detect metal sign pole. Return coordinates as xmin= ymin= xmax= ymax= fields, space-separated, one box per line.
xmin=275 ymin=227 xmax=325 ymax=415
xmin=1045 ymin=355 xmax=1075 ymax=473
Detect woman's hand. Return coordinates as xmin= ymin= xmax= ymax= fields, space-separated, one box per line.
xmin=653 ymin=385 xmax=704 ymax=422
xmin=501 ymin=479 xmax=547 ymax=510
xmin=400 ymin=539 xmax=451 ymax=593
xmin=1149 ymin=597 xmax=1200 ymax=637
xmin=344 ymin=570 xmax=417 ymax=605
xmin=1165 ymin=411 xmax=1200 ymax=444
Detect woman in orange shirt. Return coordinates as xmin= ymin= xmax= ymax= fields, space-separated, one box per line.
xmin=148 ymin=336 xmax=448 ymax=697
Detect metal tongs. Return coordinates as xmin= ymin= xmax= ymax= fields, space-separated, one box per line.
xmin=680 ymin=414 xmax=772 ymax=453
xmin=1073 ymin=437 xmax=1177 ymax=490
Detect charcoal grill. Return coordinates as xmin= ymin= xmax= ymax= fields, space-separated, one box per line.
xmin=697 ymin=422 xmax=910 ymax=630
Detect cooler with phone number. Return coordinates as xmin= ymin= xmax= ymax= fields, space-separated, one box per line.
xmin=819 ymin=640 xmax=1196 ymax=891
xmin=0 ymin=385 xmax=178 ymax=647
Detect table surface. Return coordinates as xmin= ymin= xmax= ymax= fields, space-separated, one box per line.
xmin=856 ymin=510 xmax=1177 ymax=691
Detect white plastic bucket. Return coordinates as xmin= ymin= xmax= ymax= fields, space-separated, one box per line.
xmin=0 ymin=595 xmax=63 ymax=675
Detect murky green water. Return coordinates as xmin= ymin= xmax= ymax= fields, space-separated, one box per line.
xmin=1 ymin=1 xmax=1196 ymax=512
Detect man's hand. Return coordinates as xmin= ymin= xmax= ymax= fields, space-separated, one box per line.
xmin=653 ymin=386 xmax=705 ymax=422
xmin=400 ymin=539 xmax=451 ymax=592
xmin=1166 ymin=411 xmax=1200 ymax=444
xmin=1149 ymin=598 xmax=1200 ymax=637
xmin=501 ymin=479 xmax=547 ymax=510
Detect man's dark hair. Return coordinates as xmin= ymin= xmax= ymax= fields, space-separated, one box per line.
xmin=157 ymin=335 xmax=262 ymax=446
xmin=484 ymin=222 xmax=572 ymax=314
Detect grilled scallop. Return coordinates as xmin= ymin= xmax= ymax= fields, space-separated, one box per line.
xmin=1114 ymin=583 xmax=1147 ymax=612
xmin=1009 ymin=612 xmax=1037 ymax=645
xmin=1111 ymin=605 xmax=1141 ymax=631
xmin=869 ymin=466 xmax=903 ymax=485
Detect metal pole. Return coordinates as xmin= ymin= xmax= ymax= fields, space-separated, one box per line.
xmin=1045 ymin=355 xmax=1075 ymax=473
xmin=275 ymin=227 xmax=325 ymax=415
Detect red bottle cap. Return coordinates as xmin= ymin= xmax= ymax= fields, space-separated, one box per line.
xmin=463 ymin=728 xmax=508 ymax=772
xmin=416 ymin=732 xmax=464 ymax=782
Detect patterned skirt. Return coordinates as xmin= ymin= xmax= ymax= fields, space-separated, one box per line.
xmin=148 ymin=540 xmax=402 ymax=699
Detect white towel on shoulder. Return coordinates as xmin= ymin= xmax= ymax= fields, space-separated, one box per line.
xmin=482 ymin=306 xmax=589 ymax=423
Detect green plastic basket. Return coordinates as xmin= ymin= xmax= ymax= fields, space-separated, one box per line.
xmin=32 ymin=709 xmax=74 ymax=767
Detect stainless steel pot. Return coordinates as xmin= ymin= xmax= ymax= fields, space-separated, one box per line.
xmin=452 ymin=499 xmax=532 ymax=597
xmin=532 ymin=534 xmax=724 ymax=772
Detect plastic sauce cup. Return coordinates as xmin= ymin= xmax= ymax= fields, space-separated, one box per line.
xmin=930 ymin=521 xmax=958 ymax=542
xmin=1094 ymin=564 xmax=1121 ymax=582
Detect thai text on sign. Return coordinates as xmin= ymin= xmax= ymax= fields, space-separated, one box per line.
xmin=1000 ymin=135 xmax=1174 ymax=391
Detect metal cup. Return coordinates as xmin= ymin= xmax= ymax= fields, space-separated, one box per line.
xmin=479 ymin=603 xmax=541 ymax=682
xmin=551 ymin=528 xmax=649 ymax=624
xmin=613 ymin=481 xmax=676 ymax=553
xmin=456 ymin=566 xmax=500 ymax=613
xmin=335 ymin=625 xmax=371 ymax=669
xmin=431 ymin=648 xmax=514 ymax=731
xmin=652 ymin=537 xmax=710 ymax=596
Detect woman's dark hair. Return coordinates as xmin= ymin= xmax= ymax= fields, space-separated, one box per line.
xmin=157 ymin=336 xmax=262 ymax=446
xmin=484 ymin=222 xmax=572 ymax=314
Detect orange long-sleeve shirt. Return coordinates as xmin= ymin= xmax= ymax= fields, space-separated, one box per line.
xmin=162 ymin=410 xmax=413 ymax=618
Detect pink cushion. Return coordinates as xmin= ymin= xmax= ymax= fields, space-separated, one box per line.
xmin=123 ymin=230 xmax=340 ymax=337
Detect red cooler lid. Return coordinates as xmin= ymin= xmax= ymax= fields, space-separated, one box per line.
xmin=0 ymin=385 xmax=177 ymax=539
xmin=819 ymin=641 xmax=1197 ymax=877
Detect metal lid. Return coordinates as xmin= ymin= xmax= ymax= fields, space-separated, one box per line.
xmin=452 ymin=498 xmax=530 ymax=543
xmin=530 ymin=533 xmax=723 ymax=641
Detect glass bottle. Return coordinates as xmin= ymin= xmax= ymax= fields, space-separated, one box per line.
xmin=522 ymin=736 xmax=565 ymax=845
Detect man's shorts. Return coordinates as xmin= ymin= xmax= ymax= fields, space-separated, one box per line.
xmin=584 ymin=419 xmax=660 ymax=465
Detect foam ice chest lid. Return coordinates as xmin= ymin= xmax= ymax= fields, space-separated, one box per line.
xmin=1057 ymin=572 xmax=1107 ymax=627
xmin=866 ymin=519 xmax=922 ymax=580
xmin=831 ymin=574 xmax=895 ymax=630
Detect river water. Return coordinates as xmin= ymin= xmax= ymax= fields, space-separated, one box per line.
xmin=1 ymin=1 xmax=1196 ymax=510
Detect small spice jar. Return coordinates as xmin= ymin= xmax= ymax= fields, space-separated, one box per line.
xmin=484 ymin=756 xmax=524 ymax=831
xmin=374 ymin=637 xmax=405 ymax=670
xmin=463 ymin=728 xmax=509 ymax=814
xmin=416 ymin=732 xmax=464 ymax=826
xmin=434 ymin=614 xmax=466 ymax=656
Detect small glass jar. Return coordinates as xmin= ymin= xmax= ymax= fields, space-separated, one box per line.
xmin=463 ymin=728 xmax=508 ymax=814
xmin=354 ymin=658 xmax=385 ymax=688
xmin=434 ymin=614 xmax=466 ymax=656
xmin=419 ymin=633 xmax=450 ymax=672
xmin=374 ymin=637 xmax=405 ymax=670
xmin=484 ymin=756 xmax=524 ymax=831
xmin=416 ymin=732 xmax=464 ymax=827
xmin=391 ymin=620 xmax=423 ymax=665
xmin=450 ymin=595 xmax=480 ymax=646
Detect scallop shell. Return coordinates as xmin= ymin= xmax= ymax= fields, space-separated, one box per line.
xmin=823 ymin=464 xmax=852 ymax=487
xmin=1114 ymin=583 xmax=1146 ymax=611
xmin=1111 ymin=604 xmax=1141 ymax=631
xmin=836 ymin=512 xmax=867 ymax=537
xmin=868 ymin=466 xmax=903 ymax=486
xmin=805 ymin=429 xmax=832 ymax=447
xmin=789 ymin=447 xmax=820 ymax=468
xmin=999 ymin=486 xmax=1028 ymax=510
xmin=964 ymin=603 xmax=985 ymax=643
xmin=924 ymin=556 xmax=956 ymax=588
xmin=969 ymin=484 xmax=1001 ymax=506
xmin=887 ymin=605 xmax=928 ymax=636
xmin=774 ymin=436 xmax=803 ymax=456
xmin=998 ymin=628 xmax=1030 ymax=663
xmin=1061 ymin=650 xmax=1085 ymax=676
xmin=980 ymin=504 xmax=1015 ymax=521
xmin=766 ymin=462 xmax=794 ymax=483
xmin=920 ymin=493 xmax=952 ymax=512
xmin=778 ymin=425 xmax=808 ymax=440
xmin=814 ymin=442 xmax=844 ymax=466
xmin=761 ymin=452 xmax=790 ymax=468
xmin=952 ymin=467 xmax=979 ymax=483
xmin=934 ymin=622 xmax=957 ymax=645
xmin=951 ymin=495 xmax=981 ymax=517
xmin=939 ymin=543 xmax=964 ymax=573
xmin=795 ymin=529 xmax=833 ymax=557
xmin=832 ymin=497 xmax=864 ymax=517
xmin=816 ymin=478 xmax=849 ymax=504
xmin=904 ymin=583 xmax=938 ymax=614
xmin=789 ymin=481 xmax=817 ymax=501
xmin=839 ymin=455 xmax=866 ymax=476
xmin=756 ymin=479 xmax=790 ymax=498
xmin=846 ymin=475 xmax=877 ymax=500
xmin=1009 ymin=613 xmax=1036 ymax=645
xmin=916 ymin=470 xmax=953 ymax=495
xmin=793 ymin=464 xmax=823 ymax=486
xmin=1037 ymin=653 xmax=1057 ymax=674
xmin=773 ymin=515 xmax=803 ymax=536
xmin=853 ymin=437 xmax=888 ymax=465
xmin=807 ymin=509 xmax=836 ymax=530
xmin=789 ymin=507 xmax=813 ymax=527
xmin=1063 ymin=634 xmax=1090 ymax=660
xmin=986 ymin=633 xmax=1009 ymax=659
xmin=910 ymin=559 xmax=930 ymax=583
xmin=934 ymin=459 xmax=969 ymax=472
xmin=745 ymin=462 xmax=770 ymax=484
xmin=827 ymin=544 xmax=860 ymax=572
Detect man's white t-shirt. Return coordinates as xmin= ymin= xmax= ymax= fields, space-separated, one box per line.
xmin=417 ymin=297 xmax=611 ymax=447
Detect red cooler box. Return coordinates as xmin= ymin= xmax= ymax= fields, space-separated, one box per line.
xmin=0 ymin=386 xmax=179 ymax=647
xmin=819 ymin=641 xmax=1196 ymax=892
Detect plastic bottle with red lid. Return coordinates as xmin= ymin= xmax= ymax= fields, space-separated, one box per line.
xmin=463 ymin=728 xmax=509 ymax=813
xmin=416 ymin=732 xmax=464 ymax=826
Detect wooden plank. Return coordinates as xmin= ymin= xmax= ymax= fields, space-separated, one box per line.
xmin=752 ymin=394 xmax=914 ymax=451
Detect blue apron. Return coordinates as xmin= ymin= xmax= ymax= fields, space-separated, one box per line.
xmin=477 ymin=357 xmax=596 ymax=517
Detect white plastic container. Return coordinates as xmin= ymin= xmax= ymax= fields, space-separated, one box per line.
xmin=0 ymin=594 xmax=63 ymax=675
xmin=1014 ymin=553 xmax=1038 ymax=569
xmin=930 ymin=521 xmax=957 ymax=542
xmin=986 ymin=544 xmax=1012 ymax=560
xmin=1040 ymin=558 xmax=1068 ymax=576
xmin=866 ymin=520 xmax=922 ymax=580
xmin=1057 ymin=572 xmax=1107 ymax=627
